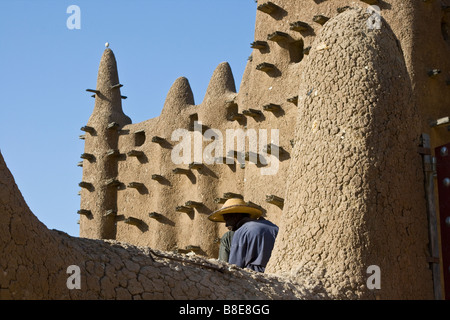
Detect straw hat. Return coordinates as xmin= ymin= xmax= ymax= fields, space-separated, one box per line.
xmin=208 ymin=198 xmax=262 ymax=222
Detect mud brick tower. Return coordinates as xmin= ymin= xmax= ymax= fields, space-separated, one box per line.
xmin=74 ymin=0 xmax=450 ymax=299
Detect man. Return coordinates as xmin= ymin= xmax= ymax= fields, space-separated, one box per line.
xmin=208 ymin=198 xmax=278 ymax=272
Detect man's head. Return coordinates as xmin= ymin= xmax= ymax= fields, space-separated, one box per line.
xmin=223 ymin=212 xmax=250 ymax=231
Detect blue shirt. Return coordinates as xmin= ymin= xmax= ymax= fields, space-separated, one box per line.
xmin=228 ymin=220 xmax=279 ymax=272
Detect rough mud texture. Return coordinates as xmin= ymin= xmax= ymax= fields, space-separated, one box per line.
xmin=266 ymin=8 xmax=432 ymax=299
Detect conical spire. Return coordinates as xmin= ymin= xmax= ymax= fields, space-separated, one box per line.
xmin=203 ymin=62 xmax=236 ymax=102
xmin=88 ymin=48 xmax=131 ymax=126
xmin=97 ymin=48 xmax=120 ymax=91
xmin=81 ymin=48 xmax=130 ymax=241
xmin=161 ymin=77 xmax=195 ymax=115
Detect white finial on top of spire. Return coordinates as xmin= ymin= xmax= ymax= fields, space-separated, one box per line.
xmin=105 ymin=42 xmax=110 ymax=48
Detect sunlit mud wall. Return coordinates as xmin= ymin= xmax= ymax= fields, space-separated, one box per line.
xmin=78 ymin=0 xmax=450 ymax=299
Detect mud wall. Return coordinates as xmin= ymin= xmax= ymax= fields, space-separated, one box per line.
xmin=0 ymin=150 xmax=329 ymax=299
xmin=74 ymin=0 xmax=450 ymax=299
xmin=266 ymin=6 xmax=434 ymax=299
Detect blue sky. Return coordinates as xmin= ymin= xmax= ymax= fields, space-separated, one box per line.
xmin=0 ymin=0 xmax=256 ymax=237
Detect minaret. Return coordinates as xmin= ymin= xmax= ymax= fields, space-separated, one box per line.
xmin=79 ymin=46 xmax=131 ymax=239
